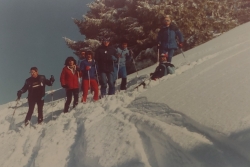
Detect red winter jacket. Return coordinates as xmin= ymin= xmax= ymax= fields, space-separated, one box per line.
xmin=60 ymin=66 xmax=79 ymax=89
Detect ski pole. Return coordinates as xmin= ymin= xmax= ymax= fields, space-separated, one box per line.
xmin=88 ymin=70 xmax=91 ymax=95
xmin=180 ymin=48 xmax=186 ymax=58
xmin=10 ymin=99 xmax=19 ymax=125
xmin=115 ymin=50 xmax=123 ymax=94
xmin=94 ymin=60 xmax=101 ymax=99
xmin=130 ymin=49 xmax=139 ymax=83
xmin=94 ymin=60 xmax=99 ymax=86
xmin=51 ymin=85 xmax=54 ymax=120
xmin=179 ymin=48 xmax=189 ymax=64
xmin=157 ymin=45 xmax=160 ymax=63
xmin=115 ymin=58 xmax=120 ymax=95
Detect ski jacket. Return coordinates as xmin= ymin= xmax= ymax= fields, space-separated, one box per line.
xmin=95 ymin=45 xmax=117 ymax=73
xmin=157 ymin=23 xmax=184 ymax=49
xmin=77 ymin=58 xmax=85 ymax=67
xmin=80 ymin=59 xmax=98 ymax=80
xmin=115 ymin=47 xmax=132 ymax=67
xmin=151 ymin=61 xmax=175 ymax=79
xmin=18 ymin=75 xmax=52 ymax=100
xmin=60 ymin=66 xmax=79 ymax=89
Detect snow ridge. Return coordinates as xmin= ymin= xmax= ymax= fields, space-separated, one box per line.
xmin=1 ymin=22 xmax=250 ymax=167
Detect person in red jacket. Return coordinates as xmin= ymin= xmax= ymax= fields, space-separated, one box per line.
xmin=80 ymin=51 xmax=99 ymax=103
xmin=60 ymin=56 xmax=80 ymax=113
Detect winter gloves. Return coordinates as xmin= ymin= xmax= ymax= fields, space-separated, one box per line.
xmin=50 ymin=75 xmax=55 ymax=84
xmin=17 ymin=91 xmax=22 ymax=100
xmin=85 ymin=66 xmax=91 ymax=71
xmin=178 ymin=43 xmax=183 ymax=48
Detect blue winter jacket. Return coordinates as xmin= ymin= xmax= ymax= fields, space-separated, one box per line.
xmin=80 ymin=59 xmax=98 ymax=80
xmin=115 ymin=47 xmax=132 ymax=67
xmin=157 ymin=23 xmax=184 ymax=49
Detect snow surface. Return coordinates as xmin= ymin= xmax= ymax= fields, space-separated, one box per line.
xmin=1 ymin=22 xmax=250 ymax=167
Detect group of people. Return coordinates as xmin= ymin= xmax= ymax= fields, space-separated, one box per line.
xmin=17 ymin=15 xmax=184 ymax=126
xmin=59 ymin=38 xmax=133 ymax=113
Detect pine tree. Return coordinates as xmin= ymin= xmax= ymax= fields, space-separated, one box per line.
xmin=64 ymin=0 xmax=248 ymax=70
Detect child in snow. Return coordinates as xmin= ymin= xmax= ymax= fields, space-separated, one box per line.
xmin=150 ymin=52 xmax=175 ymax=80
xmin=80 ymin=51 xmax=99 ymax=103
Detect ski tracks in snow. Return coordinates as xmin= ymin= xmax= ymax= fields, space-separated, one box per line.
xmin=1 ymin=36 xmax=250 ymax=167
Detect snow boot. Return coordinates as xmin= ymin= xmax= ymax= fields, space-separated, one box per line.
xmin=25 ymin=120 xmax=30 ymax=126
xmin=120 ymin=78 xmax=127 ymax=90
xmin=73 ymin=102 xmax=78 ymax=108
xmin=63 ymin=104 xmax=69 ymax=113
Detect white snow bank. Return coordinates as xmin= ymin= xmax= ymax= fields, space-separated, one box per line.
xmin=1 ymin=22 xmax=250 ymax=167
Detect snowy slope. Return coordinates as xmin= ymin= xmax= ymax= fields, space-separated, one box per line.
xmin=1 ymin=22 xmax=250 ymax=167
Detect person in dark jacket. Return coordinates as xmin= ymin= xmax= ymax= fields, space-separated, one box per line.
xmin=95 ymin=37 xmax=117 ymax=97
xmin=60 ymin=56 xmax=80 ymax=113
xmin=80 ymin=51 xmax=99 ymax=102
xmin=17 ymin=67 xmax=55 ymax=126
xmin=157 ymin=15 xmax=184 ymax=63
xmin=114 ymin=40 xmax=132 ymax=90
xmin=150 ymin=53 xmax=175 ymax=80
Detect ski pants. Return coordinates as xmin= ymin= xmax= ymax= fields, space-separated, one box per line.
xmin=113 ymin=65 xmax=127 ymax=80
xmin=64 ymin=88 xmax=79 ymax=113
xmin=113 ymin=65 xmax=127 ymax=90
xmin=82 ymin=79 xmax=99 ymax=102
xmin=99 ymin=72 xmax=115 ymax=96
xmin=25 ymin=98 xmax=44 ymax=124
xmin=160 ymin=48 xmax=175 ymax=63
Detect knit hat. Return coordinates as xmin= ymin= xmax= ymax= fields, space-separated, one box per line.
xmin=160 ymin=52 xmax=168 ymax=58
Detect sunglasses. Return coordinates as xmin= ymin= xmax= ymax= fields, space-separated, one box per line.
xmin=164 ymin=20 xmax=171 ymax=22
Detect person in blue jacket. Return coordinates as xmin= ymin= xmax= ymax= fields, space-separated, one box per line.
xmin=114 ymin=40 xmax=132 ymax=90
xmin=157 ymin=15 xmax=184 ymax=63
xmin=80 ymin=51 xmax=99 ymax=102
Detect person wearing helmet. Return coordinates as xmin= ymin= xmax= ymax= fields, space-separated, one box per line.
xmin=150 ymin=52 xmax=175 ymax=80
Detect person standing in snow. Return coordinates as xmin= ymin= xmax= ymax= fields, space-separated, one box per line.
xmin=17 ymin=67 xmax=55 ymax=126
xmin=77 ymin=49 xmax=86 ymax=92
xmin=114 ymin=40 xmax=132 ymax=90
xmin=77 ymin=49 xmax=86 ymax=67
xmin=150 ymin=53 xmax=175 ymax=80
xmin=60 ymin=56 xmax=80 ymax=113
xmin=95 ymin=37 xmax=117 ymax=97
xmin=80 ymin=51 xmax=99 ymax=103
xmin=157 ymin=15 xmax=184 ymax=63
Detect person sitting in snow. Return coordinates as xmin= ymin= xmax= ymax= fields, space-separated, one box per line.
xmin=150 ymin=52 xmax=175 ymax=80
xmin=17 ymin=67 xmax=55 ymax=126
xmin=80 ymin=51 xmax=99 ymax=103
